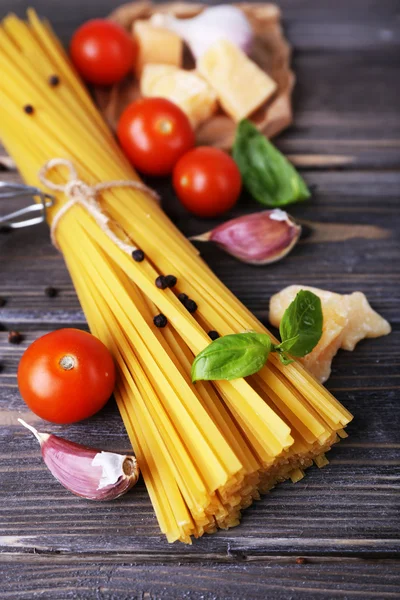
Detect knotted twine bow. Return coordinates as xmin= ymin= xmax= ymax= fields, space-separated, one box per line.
xmin=38 ymin=158 xmax=160 ymax=252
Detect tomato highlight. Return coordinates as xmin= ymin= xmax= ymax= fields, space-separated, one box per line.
xmin=18 ymin=329 xmax=116 ymax=424
xmin=70 ymin=19 xmax=136 ymax=85
xmin=173 ymin=147 xmax=242 ymax=217
xmin=117 ymin=98 xmax=195 ymax=176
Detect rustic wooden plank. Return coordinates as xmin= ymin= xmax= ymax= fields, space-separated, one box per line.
xmin=0 ymin=3 xmax=399 ymax=169
xmin=0 ymin=328 xmax=398 ymax=557
xmin=1 ymin=170 xmax=399 ymax=326
xmin=0 ymin=0 xmax=399 ymax=596
xmin=1 ymin=198 xmax=398 ymax=572
xmin=2 ymin=0 xmax=400 ymax=50
xmin=278 ymin=48 xmax=400 ymax=169
xmin=2 ymin=51 xmax=399 ymax=169
xmin=1 ymin=556 xmax=400 ymax=599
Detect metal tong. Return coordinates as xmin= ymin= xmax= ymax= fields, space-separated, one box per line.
xmin=0 ymin=182 xmax=55 ymax=230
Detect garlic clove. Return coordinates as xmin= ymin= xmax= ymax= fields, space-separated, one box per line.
xmin=18 ymin=419 xmax=139 ymax=501
xmin=150 ymin=6 xmax=253 ymax=60
xmin=191 ymin=209 xmax=301 ymax=265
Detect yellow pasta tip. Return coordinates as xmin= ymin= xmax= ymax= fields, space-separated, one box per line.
xmin=0 ymin=10 xmax=352 ymax=543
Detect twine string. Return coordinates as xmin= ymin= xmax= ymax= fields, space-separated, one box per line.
xmin=38 ymin=158 xmax=160 ymax=252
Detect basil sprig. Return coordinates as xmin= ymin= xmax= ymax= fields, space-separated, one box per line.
xmin=278 ymin=289 xmax=323 ymax=357
xmin=191 ymin=333 xmax=272 ymax=382
xmin=191 ymin=290 xmax=322 ymax=382
xmin=232 ymin=119 xmax=311 ymax=208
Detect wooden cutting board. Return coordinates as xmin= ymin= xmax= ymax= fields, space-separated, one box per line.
xmin=94 ymin=1 xmax=294 ymax=149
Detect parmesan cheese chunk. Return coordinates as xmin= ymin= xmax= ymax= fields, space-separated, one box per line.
xmin=133 ymin=21 xmax=183 ymax=75
xmin=269 ymin=285 xmax=391 ymax=383
xmin=197 ymin=39 xmax=277 ymax=122
xmin=141 ymin=64 xmax=218 ymax=128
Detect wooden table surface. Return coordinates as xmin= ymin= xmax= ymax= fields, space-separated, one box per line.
xmin=0 ymin=1 xmax=399 ymax=598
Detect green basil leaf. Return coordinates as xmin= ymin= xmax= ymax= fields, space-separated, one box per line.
xmin=191 ymin=333 xmax=272 ymax=382
xmin=274 ymin=335 xmax=300 ymax=353
xmin=278 ymin=353 xmax=294 ymax=366
xmin=232 ymin=119 xmax=311 ymax=208
xmin=279 ymin=290 xmax=323 ymax=357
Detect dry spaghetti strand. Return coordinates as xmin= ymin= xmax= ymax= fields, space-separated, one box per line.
xmin=0 ymin=11 xmax=353 ymax=543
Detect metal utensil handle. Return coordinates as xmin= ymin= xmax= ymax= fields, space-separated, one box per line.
xmin=0 ymin=182 xmax=55 ymax=229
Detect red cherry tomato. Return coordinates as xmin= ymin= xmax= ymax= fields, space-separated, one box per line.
xmin=117 ymin=98 xmax=195 ymax=176
xmin=173 ymin=147 xmax=242 ymax=217
xmin=70 ymin=19 xmax=136 ymax=85
xmin=18 ymin=329 xmax=116 ymax=424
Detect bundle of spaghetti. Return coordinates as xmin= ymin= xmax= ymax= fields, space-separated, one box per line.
xmin=0 ymin=11 xmax=353 ymax=543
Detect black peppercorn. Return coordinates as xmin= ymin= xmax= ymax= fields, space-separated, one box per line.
xmin=48 ymin=74 xmax=60 ymax=87
xmin=45 ymin=286 xmax=58 ymax=298
xmin=155 ymin=275 xmax=168 ymax=289
xmin=185 ymin=299 xmax=197 ymax=313
xmin=164 ymin=275 xmax=177 ymax=288
xmin=178 ymin=293 xmax=188 ymax=304
xmin=8 ymin=331 xmax=23 ymax=344
xmin=132 ymin=249 xmax=145 ymax=262
xmin=153 ymin=313 xmax=168 ymax=328
xmin=0 ymin=297 xmax=6 ymax=307
xmin=208 ymin=330 xmax=219 ymax=340
xmin=23 ymin=104 xmax=34 ymax=114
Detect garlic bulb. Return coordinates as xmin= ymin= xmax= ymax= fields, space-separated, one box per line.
xmin=150 ymin=6 xmax=253 ymax=60
xmin=18 ymin=419 xmax=139 ymax=500
xmin=190 ymin=209 xmax=301 ymax=265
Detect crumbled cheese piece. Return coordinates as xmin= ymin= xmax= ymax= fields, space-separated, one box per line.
xmin=269 ymin=285 xmax=391 ymax=382
xmin=141 ymin=64 xmax=218 ymax=128
xmin=197 ymin=39 xmax=277 ymax=122
xmin=133 ymin=21 xmax=182 ymax=75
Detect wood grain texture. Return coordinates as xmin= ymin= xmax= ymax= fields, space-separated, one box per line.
xmin=0 ymin=0 xmax=399 ymax=598
xmin=1 ymin=329 xmax=398 ymax=561
xmin=1 ymin=2 xmax=400 ymax=169
xmin=2 ymin=51 xmax=400 ymax=169
xmin=1 ymin=170 xmax=399 ymax=325
xmin=1 ymin=557 xmax=400 ymax=599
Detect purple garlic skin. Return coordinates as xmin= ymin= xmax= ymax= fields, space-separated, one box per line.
xmin=18 ymin=419 xmax=139 ymax=501
xmin=192 ymin=209 xmax=301 ymax=265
